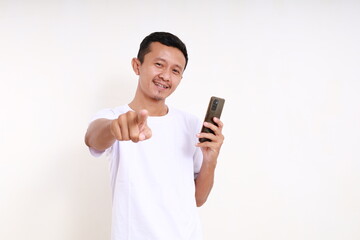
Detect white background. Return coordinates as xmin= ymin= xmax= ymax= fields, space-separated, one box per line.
xmin=1 ymin=0 xmax=359 ymax=239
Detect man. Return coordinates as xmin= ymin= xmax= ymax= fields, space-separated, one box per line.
xmin=85 ymin=32 xmax=224 ymax=240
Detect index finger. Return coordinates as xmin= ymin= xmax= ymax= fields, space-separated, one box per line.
xmin=213 ymin=117 xmax=224 ymax=130
xmin=137 ymin=109 xmax=149 ymax=125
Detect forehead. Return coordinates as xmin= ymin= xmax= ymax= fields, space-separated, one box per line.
xmin=145 ymin=42 xmax=186 ymax=69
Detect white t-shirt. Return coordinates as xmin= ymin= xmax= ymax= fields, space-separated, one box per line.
xmin=89 ymin=105 xmax=204 ymax=240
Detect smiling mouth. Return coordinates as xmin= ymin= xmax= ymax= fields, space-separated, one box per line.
xmin=154 ymin=81 xmax=169 ymax=89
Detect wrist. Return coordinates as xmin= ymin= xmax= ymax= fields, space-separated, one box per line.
xmin=108 ymin=119 xmax=116 ymax=138
xmin=202 ymin=158 xmax=217 ymax=169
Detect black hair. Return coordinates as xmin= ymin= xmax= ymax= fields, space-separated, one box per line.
xmin=137 ymin=32 xmax=188 ymax=69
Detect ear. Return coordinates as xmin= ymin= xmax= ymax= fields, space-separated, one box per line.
xmin=132 ymin=58 xmax=141 ymax=75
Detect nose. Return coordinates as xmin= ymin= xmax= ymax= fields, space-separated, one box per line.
xmin=159 ymin=68 xmax=171 ymax=81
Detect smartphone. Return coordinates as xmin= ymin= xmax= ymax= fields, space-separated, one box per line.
xmin=199 ymin=96 xmax=225 ymax=143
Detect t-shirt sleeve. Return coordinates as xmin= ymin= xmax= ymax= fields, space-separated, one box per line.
xmin=90 ymin=108 xmax=118 ymax=122
xmin=193 ymin=147 xmax=203 ymax=179
xmin=193 ymin=117 xmax=203 ymax=179
xmin=88 ymin=108 xmax=118 ymax=157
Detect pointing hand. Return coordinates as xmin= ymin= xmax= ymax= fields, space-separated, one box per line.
xmin=110 ymin=109 xmax=152 ymax=143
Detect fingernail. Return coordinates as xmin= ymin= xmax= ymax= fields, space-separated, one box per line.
xmin=139 ymin=133 xmax=145 ymax=141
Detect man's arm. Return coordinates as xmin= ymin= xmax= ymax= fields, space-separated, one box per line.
xmin=85 ymin=110 xmax=152 ymax=150
xmin=194 ymin=158 xmax=217 ymax=207
xmin=85 ymin=118 xmax=116 ymax=151
xmin=195 ymin=118 xmax=224 ymax=207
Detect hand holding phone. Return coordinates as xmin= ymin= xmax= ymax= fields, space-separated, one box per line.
xmin=199 ymin=96 xmax=225 ymax=143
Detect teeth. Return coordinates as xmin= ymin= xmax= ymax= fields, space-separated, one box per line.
xmin=155 ymin=82 xmax=168 ymax=89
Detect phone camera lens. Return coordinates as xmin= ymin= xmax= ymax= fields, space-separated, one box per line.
xmin=211 ymin=99 xmax=218 ymax=111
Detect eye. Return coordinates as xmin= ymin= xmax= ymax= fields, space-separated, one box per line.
xmin=155 ymin=62 xmax=162 ymax=67
xmin=173 ymin=69 xmax=180 ymax=75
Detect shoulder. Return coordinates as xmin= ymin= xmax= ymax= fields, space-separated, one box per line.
xmin=91 ymin=105 xmax=130 ymax=121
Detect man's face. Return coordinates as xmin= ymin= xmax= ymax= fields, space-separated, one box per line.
xmin=133 ymin=42 xmax=186 ymax=101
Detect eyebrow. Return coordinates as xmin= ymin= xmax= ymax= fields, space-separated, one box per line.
xmin=154 ymin=57 xmax=184 ymax=71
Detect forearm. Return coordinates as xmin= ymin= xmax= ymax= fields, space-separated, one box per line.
xmin=85 ymin=118 xmax=116 ymax=151
xmin=194 ymin=159 xmax=217 ymax=207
